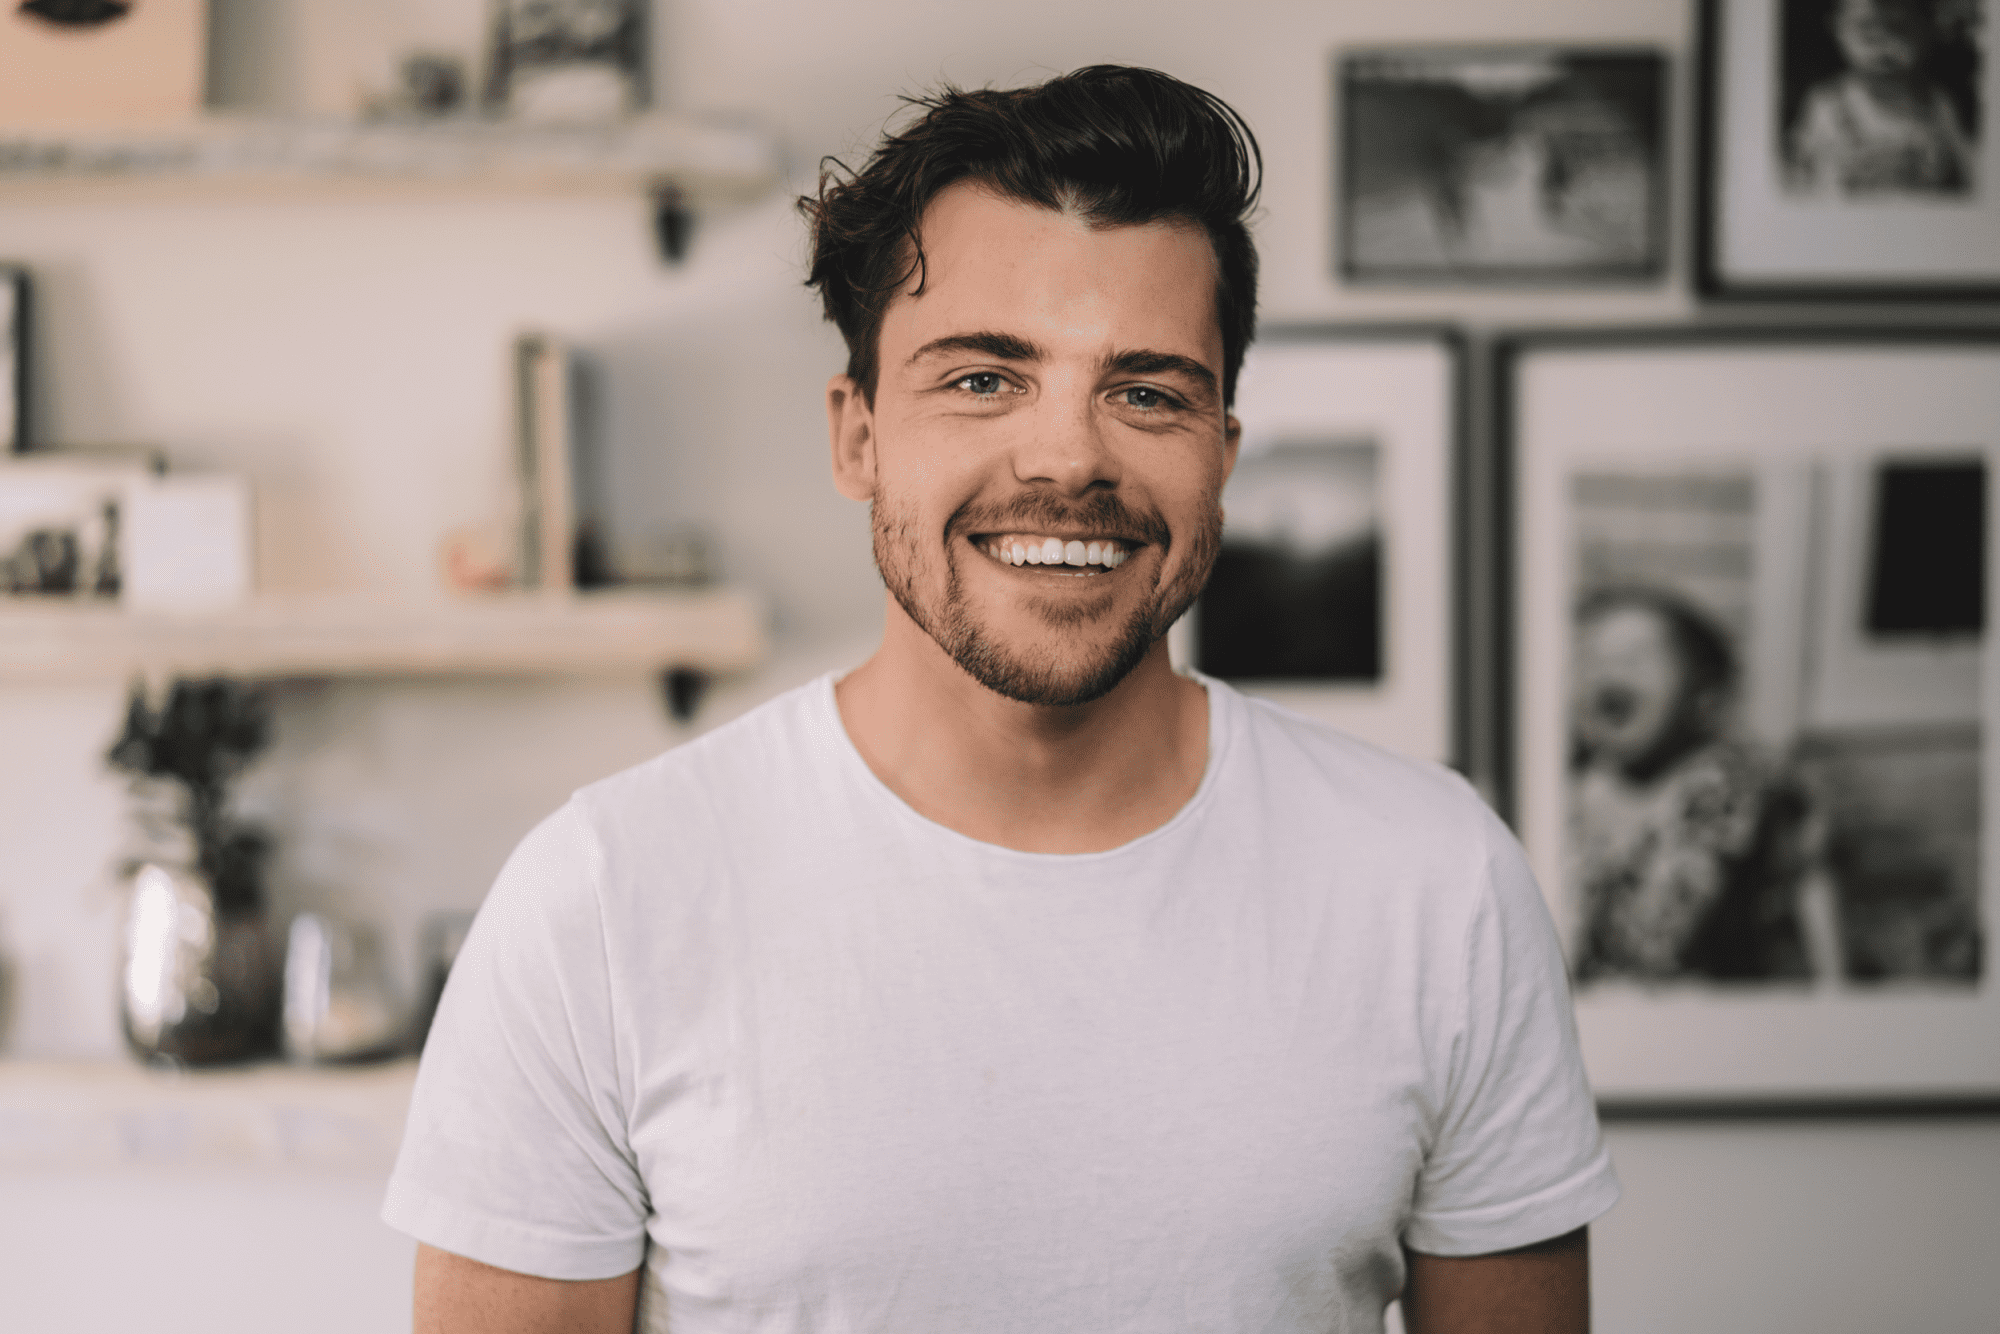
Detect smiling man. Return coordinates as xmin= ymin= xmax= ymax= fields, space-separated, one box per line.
xmin=386 ymin=66 xmax=1619 ymax=1334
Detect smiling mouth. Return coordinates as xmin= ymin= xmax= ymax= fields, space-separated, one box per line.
xmin=972 ymin=533 xmax=1136 ymax=575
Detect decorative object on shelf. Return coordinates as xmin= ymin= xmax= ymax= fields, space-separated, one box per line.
xmin=1338 ymin=46 xmax=1668 ymax=284
xmin=1497 ymin=326 xmax=1999 ymax=1110
xmin=282 ymin=912 xmax=404 ymax=1064
xmin=513 ymin=331 xmax=583 ymax=591
xmin=1180 ymin=326 xmax=1464 ymax=768
xmin=2 ymin=263 xmax=25 ymax=453
xmin=0 ymin=450 xmax=157 ymax=598
xmin=485 ymin=0 xmax=647 ymax=125
xmin=0 ymin=0 xmax=206 ymax=128
xmin=120 ymin=470 xmax=254 ymax=610
xmin=1698 ymin=0 xmax=1997 ymax=298
xmin=107 ymin=675 xmax=280 ymax=1066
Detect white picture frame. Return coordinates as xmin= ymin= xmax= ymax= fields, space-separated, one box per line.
xmin=1174 ymin=326 xmax=1463 ymax=768
xmin=1502 ymin=329 xmax=2000 ymax=1109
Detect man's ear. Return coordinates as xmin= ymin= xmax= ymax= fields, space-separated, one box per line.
xmin=828 ymin=374 xmax=877 ymax=502
xmin=1221 ymin=412 xmax=1242 ymax=485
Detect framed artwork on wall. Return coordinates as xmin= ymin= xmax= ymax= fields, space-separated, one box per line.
xmin=1498 ymin=328 xmax=2000 ymax=1111
xmin=1172 ymin=326 xmax=1465 ymax=769
xmin=1697 ymin=0 xmax=2000 ymax=298
xmin=2 ymin=266 xmax=24 ymax=454
xmin=1336 ymin=46 xmax=1669 ymax=285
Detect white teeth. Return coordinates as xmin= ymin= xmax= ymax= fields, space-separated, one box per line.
xmin=986 ymin=536 xmax=1132 ymax=569
xmin=1086 ymin=541 xmax=1102 ymax=565
xmin=1009 ymin=543 xmax=1025 ymax=565
xmin=1040 ymin=537 xmax=1063 ymax=564
xmin=1064 ymin=540 xmax=1087 ymax=566
xmin=1025 ymin=543 xmax=1042 ymax=564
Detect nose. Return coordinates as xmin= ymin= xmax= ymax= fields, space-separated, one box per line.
xmin=1009 ymin=390 xmax=1121 ymax=497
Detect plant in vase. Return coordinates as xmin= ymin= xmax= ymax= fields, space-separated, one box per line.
xmin=106 ymin=677 xmax=280 ymax=1065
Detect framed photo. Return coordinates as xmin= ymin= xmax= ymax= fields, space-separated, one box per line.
xmin=1499 ymin=328 xmax=2000 ymax=1110
xmin=1337 ymin=46 xmax=1669 ymax=284
xmin=484 ymin=0 xmax=647 ymax=123
xmin=2 ymin=266 xmax=24 ymax=454
xmin=1174 ymin=326 xmax=1464 ymax=768
xmin=1698 ymin=0 xmax=2000 ymax=298
xmin=0 ymin=452 xmax=155 ymax=598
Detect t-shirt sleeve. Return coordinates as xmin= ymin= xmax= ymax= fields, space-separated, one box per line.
xmin=381 ymin=800 xmax=648 ymax=1280
xmin=1404 ymin=806 xmax=1621 ymax=1256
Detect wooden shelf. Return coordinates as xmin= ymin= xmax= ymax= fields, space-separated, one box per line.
xmin=0 ymin=113 xmax=780 ymax=203
xmin=0 ymin=1058 xmax=416 ymax=1171
xmin=0 ymin=587 xmax=766 ymax=684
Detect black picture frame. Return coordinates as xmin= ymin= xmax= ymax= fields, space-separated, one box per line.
xmin=1336 ymin=45 xmax=1670 ymax=286
xmin=1494 ymin=326 xmax=2000 ymax=1113
xmin=1696 ymin=0 xmax=2000 ymax=300
xmin=2 ymin=264 xmax=26 ymax=454
xmin=1173 ymin=324 xmax=1470 ymax=770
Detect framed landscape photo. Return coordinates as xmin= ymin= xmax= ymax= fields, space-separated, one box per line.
xmin=1174 ymin=326 xmax=1464 ymax=768
xmin=1499 ymin=328 xmax=2000 ymax=1110
xmin=1338 ymin=46 xmax=1669 ymax=284
xmin=1698 ymin=0 xmax=2000 ymax=297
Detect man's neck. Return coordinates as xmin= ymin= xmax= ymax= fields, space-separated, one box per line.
xmin=834 ymin=597 xmax=1210 ymax=854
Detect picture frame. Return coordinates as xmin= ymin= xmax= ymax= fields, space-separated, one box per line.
xmin=2 ymin=265 xmax=24 ymax=454
xmin=1497 ymin=328 xmax=2000 ymax=1112
xmin=1697 ymin=0 xmax=2000 ymax=299
xmin=1336 ymin=46 xmax=1670 ymax=285
xmin=1173 ymin=325 xmax=1465 ymax=769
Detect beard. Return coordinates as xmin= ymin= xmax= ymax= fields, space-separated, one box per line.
xmin=872 ymin=487 xmax=1223 ymax=707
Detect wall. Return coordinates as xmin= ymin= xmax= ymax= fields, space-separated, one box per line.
xmin=1 ymin=1 xmax=1995 ymax=1330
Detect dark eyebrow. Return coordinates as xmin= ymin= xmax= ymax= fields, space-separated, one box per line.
xmin=1103 ymin=348 xmax=1218 ymax=398
xmin=907 ymin=331 xmax=1046 ymax=367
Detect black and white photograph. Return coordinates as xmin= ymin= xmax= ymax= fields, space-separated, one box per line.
xmin=0 ymin=453 xmax=147 ymax=597
xmin=1338 ymin=46 xmax=1667 ymax=282
xmin=1566 ymin=464 xmax=1983 ymax=991
xmin=484 ymin=0 xmax=647 ymax=123
xmin=1778 ymin=0 xmax=1983 ymax=198
xmin=1504 ymin=329 xmax=2000 ymax=1104
xmin=1175 ymin=327 xmax=1460 ymax=766
xmin=1 ymin=266 xmax=22 ymax=454
xmin=1196 ymin=438 xmax=1382 ymax=682
xmin=1700 ymin=0 xmax=2000 ymax=295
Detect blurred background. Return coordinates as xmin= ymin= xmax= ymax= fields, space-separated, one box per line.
xmin=1 ymin=0 xmax=1996 ymax=1330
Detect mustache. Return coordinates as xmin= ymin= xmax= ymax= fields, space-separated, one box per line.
xmin=947 ymin=490 xmax=1173 ymax=547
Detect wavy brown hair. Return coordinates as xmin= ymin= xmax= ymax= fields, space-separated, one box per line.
xmin=798 ymin=65 xmax=1262 ymax=407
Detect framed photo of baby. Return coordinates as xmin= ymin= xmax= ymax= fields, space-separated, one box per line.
xmin=1698 ymin=0 xmax=2000 ymax=297
xmin=1500 ymin=328 xmax=2000 ymax=1110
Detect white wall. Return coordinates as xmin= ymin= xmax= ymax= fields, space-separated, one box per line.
xmin=2 ymin=1 xmax=1996 ymax=1330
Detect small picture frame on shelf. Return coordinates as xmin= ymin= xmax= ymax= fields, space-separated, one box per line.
xmin=2 ymin=265 xmax=25 ymax=454
xmin=1697 ymin=0 xmax=2000 ymax=298
xmin=1337 ymin=46 xmax=1669 ymax=284
xmin=484 ymin=0 xmax=647 ymax=124
xmin=1498 ymin=327 xmax=2000 ymax=1111
xmin=0 ymin=452 xmax=156 ymax=598
xmin=1177 ymin=326 xmax=1464 ymax=767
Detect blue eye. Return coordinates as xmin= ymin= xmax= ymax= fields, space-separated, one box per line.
xmin=1122 ymin=386 xmax=1170 ymax=410
xmin=957 ymin=372 xmax=1006 ymax=395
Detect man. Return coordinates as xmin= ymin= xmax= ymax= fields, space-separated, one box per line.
xmin=385 ymin=65 xmax=1618 ymax=1333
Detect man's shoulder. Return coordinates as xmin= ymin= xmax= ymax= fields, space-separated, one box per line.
xmin=1214 ymin=680 xmax=1499 ymax=852
xmin=570 ymin=673 xmax=840 ymax=827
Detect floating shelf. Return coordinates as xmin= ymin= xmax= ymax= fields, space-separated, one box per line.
xmin=0 ymin=587 xmax=766 ymax=684
xmin=0 ymin=1058 xmax=416 ymax=1172
xmin=0 ymin=113 xmax=781 ymax=202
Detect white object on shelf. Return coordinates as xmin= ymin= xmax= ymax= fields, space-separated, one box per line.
xmin=121 ymin=472 xmax=254 ymax=611
xmin=0 ymin=113 xmax=781 ymax=202
xmin=0 ymin=585 xmax=766 ymax=683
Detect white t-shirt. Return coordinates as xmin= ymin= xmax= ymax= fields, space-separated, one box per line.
xmin=384 ymin=673 xmax=1618 ymax=1332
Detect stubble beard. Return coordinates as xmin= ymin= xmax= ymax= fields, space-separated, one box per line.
xmin=872 ymin=490 xmax=1223 ymax=708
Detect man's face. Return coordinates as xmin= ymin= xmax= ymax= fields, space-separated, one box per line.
xmin=833 ymin=181 xmax=1239 ymax=706
xmin=1833 ymin=0 xmax=1927 ymax=75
